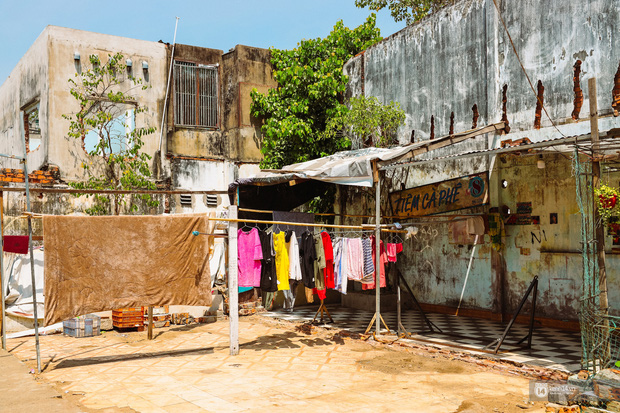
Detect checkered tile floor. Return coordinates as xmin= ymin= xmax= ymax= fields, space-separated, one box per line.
xmin=261 ymin=305 xmax=583 ymax=372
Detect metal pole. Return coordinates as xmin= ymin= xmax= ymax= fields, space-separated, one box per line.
xmin=375 ymin=166 xmax=381 ymax=334
xmin=20 ymin=112 xmax=41 ymax=371
xmin=396 ymin=277 xmax=401 ymax=337
xmin=26 ymin=216 xmax=40 ymax=372
xmin=228 ymin=205 xmax=239 ymax=355
xmin=0 ymin=190 xmax=5 ymax=350
xmin=158 ymin=17 xmax=180 ymax=164
xmin=20 ymin=147 xmax=41 ymax=372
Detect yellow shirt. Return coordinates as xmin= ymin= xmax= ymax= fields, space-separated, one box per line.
xmin=273 ymin=232 xmax=290 ymax=290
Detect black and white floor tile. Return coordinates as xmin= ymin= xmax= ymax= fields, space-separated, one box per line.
xmin=261 ymin=305 xmax=583 ymax=372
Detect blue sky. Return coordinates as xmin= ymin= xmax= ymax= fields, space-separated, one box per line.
xmin=0 ymin=1 xmax=405 ymax=84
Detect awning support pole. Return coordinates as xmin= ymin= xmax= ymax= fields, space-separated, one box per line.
xmin=0 ymin=190 xmax=5 ymax=351
xmin=375 ymin=163 xmax=381 ymax=334
xmin=228 ymin=205 xmax=239 ymax=355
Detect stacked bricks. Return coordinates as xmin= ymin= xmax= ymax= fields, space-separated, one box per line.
xmin=239 ymin=299 xmax=265 ymax=316
xmin=0 ymin=168 xmax=56 ymax=185
xmin=112 ymin=307 xmax=145 ymax=331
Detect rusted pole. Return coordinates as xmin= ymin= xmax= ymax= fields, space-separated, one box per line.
xmin=588 ymin=77 xmax=608 ymax=313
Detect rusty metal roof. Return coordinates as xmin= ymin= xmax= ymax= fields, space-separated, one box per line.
xmin=379 ymin=131 xmax=607 ymax=171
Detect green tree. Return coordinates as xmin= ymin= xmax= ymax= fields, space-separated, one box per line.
xmin=324 ymin=95 xmax=405 ymax=148
xmin=251 ymin=15 xmax=382 ymax=169
xmin=355 ymin=0 xmax=455 ymax=25
xmin=64 ymin=53 xmax=158 ymax=215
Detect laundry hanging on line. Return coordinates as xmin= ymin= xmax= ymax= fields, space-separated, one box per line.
xmin=236 ymin=227 xmax=404 ymax=301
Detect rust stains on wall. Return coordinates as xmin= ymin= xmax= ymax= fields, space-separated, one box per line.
xmin=501 ymin=84 xmax=510 ymax=133
xmin=571 ymin=60 xmax=583 ymax=120
xmin=449 ymin=111 xmax=455 ymax=135
xmin=430 ymin=115 xmax=435 ymax=140
xmin=534 ymin=80 xmax=544 ymax=129
xmin=472 ymin=104 xmax=479 ymax=129
xmin=613 ymin=61 xmax=620 ymax=116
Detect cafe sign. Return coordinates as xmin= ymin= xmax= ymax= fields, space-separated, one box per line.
xmin=390 ymin=172 xmax=489 ymax=218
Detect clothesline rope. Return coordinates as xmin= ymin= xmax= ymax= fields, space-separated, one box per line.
xmin=207 ymin=216 xmax=367 ymax=230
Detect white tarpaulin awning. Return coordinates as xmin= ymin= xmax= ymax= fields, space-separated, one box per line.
xmin=253 ymin=145 xmax=415 ymax=187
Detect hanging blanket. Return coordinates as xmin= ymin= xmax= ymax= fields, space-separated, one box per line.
xmin=43 ymin=214 xmax=214 ymax=326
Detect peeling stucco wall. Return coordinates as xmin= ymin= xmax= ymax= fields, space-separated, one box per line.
xmin=0 ymin=27 xmax=274 ymax=218
xmin=0 ymin=27 xmax=49 ymax=172
xmin=344 ymin=0 xmax=620 ymax=321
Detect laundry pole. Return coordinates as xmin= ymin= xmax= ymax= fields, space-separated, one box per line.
xmin=374 ymin=163 xmax=381 ymax=334
xmin=0 ymin=191 xmax=5 ymax=350
xmin=228 ymin=205 xmax=239 ymax=355
xmin=21 ymin=129 xmax=40 ymax=373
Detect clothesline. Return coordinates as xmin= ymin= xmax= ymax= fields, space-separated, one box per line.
xmin=207 ymin=216 xmax=367 ymax=230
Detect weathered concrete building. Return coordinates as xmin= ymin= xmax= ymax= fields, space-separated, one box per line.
xmin=0 ymin=26 xmax=275 ymax=216
xmin=343 ymin=0 xmax=620 ymax=326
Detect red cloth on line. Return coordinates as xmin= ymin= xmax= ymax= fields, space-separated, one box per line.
xmin=3 ymin=235 xmax=29 ymax=254
xmin=320 ymin=231 xmax=335 ymax=289
xmin=386 ymin=243 xmax=397 ymax=262
xmin=386 ymin=242 xmax=404 ymax=262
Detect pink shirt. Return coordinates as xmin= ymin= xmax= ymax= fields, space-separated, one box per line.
xmin=238 ymin=228 xmax=263 ymax=287
xmin=346 ymin=238 xmax=364 ymax=281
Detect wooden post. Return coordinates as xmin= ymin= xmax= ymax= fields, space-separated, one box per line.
xmin=147 ymin=306 xmax=153 ymax=340
xmin=0 ymin=190 xmax=5 ymax=351
xmin=228 ymin=206 xmax=239 ymax=355
xmin=589 ymin=77 xmax=609 ymax=313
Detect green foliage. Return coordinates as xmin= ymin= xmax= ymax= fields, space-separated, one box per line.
xmin=355 ymin=0 xmax=455 ymax=25
xmin=63 ymin=53 xmax=158 ymax=215
xmin=251 ymin=15 xmax=382 ymax=169
xmin=324 ymin=95 xmax=405 ymax=148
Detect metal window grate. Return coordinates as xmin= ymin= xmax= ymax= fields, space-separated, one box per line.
xmin=173 ymin=61 xmax=218 ymax=128
xmin=206 ymin=194 xmax=218 ymax=207
xmin=180 ymin=194 xmax=193 ymax=207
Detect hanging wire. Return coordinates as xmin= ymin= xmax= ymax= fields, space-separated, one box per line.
xmin=491 ymin=0 xmax=565 ymax=137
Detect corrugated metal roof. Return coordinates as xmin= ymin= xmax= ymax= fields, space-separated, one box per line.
xmin=379 ymin=131 xmax=602 ymax=171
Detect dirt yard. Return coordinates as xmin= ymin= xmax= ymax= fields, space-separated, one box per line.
xmin=3 ymin=315 xmax=548 ymax=412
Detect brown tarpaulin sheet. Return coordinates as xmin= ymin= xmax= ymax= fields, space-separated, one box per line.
xmin=43 ymin=214 xmax=214 ymax=326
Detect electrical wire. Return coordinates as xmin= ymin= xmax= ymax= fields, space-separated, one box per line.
xmin=491 ymin=0 xmax=566 ymax=138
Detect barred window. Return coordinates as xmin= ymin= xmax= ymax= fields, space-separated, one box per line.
xmin=173 ymin=61 xmax=218 ymax=128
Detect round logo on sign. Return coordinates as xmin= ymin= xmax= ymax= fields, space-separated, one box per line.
xmin=469 ymin=176 xmax=485 ymax=198
xmin=534 ymin=382 xmax=548 ymax=398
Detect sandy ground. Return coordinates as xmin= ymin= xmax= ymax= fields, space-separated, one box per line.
xmin=2 ymin=315 xmax=548 ymax=413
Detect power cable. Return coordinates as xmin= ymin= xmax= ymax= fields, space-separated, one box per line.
xmin=491 ymin=0 xmax=566 ymax=137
